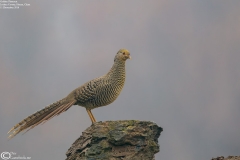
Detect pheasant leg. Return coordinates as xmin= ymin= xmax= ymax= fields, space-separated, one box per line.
xmin=86 ymin=109 xmax=96 ymax=123
xmin=89 ymin=110 xmax=96 ymax=122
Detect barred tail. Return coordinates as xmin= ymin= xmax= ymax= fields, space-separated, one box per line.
xmin=8 ymin=98 xmax=76 ymax=139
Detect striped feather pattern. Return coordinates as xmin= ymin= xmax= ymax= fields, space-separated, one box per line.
xmin=8 ymin=49 xmax=130 ymax=139
xmin=8 ymin=98 xmax=76 ymax=139
xmin=74 ymin=59 xmax=126 ymax=109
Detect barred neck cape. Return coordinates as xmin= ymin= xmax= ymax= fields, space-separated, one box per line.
xmin=106 ymin=59 xmax=126 ymax=89
xmin=8 ymin=49 xmax=131 ymax=139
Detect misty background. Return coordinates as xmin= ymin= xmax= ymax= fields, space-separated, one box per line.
xmin=1 ymin=1 xmax=240 ymax=160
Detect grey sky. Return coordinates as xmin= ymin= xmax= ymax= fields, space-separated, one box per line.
xmin=1 ymin=1 xmax=240 ymax=160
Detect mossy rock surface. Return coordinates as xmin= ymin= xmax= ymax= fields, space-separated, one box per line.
xmin=212 ymin=156 xmax=240 ymax=160
xmin=66 ymin=120 xmax=162 ymax=160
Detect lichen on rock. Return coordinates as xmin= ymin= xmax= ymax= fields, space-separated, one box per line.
xmin=66 ymin=120 xmax=162 ymax=160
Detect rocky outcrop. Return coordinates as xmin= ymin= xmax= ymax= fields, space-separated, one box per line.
xmin=212 ymin=156 xmax=240 ymax=160
xmin=66 ymin=120 xmax=162 ymax=160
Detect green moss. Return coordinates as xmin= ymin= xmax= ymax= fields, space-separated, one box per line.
xmin=99 ymin=140 xmax=111 ymax=149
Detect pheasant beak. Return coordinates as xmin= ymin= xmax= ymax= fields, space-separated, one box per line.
xmin=128 ymin=55 xmax=131 ymax=59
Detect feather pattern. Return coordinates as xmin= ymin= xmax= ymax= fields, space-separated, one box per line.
xmin=8 ymin=99 xmax=76 ymax=139
xmin=8 ymin=49 xmax=130 ymax=139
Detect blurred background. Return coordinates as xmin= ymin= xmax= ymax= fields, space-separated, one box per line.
xmin=1 ymin=1 xmax=240 ymax=160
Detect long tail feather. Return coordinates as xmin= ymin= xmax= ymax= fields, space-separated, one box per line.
xmin=26 ymin=101 xmax=75 ymax=130
xmin=8 ymin=98 xmax=76 ymax=139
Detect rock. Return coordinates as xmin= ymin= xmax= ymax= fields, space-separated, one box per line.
xmin=212 ymin=156 xmax=240 ymax=160
xmin=66 ymin=120 xmax=162 ymax=160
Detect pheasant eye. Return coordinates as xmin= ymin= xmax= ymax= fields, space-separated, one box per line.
xmin=123 ymin=52 xmax=125 ymax=55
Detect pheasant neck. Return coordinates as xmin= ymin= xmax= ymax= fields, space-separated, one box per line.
xmin=107 ymin=60 xmax=126 ymax=81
